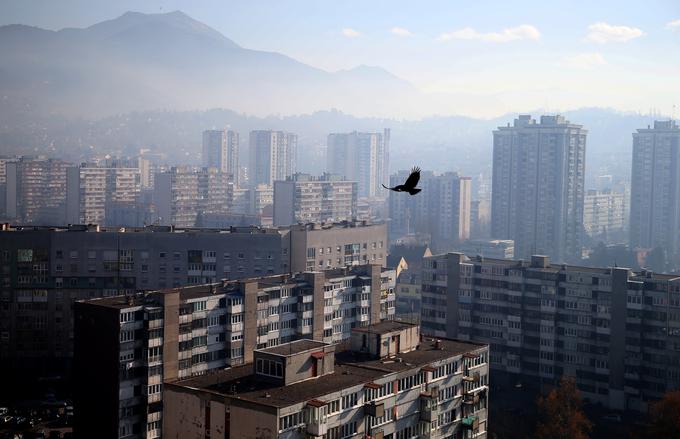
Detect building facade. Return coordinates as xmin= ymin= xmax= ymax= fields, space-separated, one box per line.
xmin=0 ymin=221 xmax=389 ymax=378
xmin=202 ymin=129 xmax=239 ymax=183
xmin=153 ymin=166 xmax=231 ymax=227
xmin=162 ymin=322 xmax=489 ymax=439
xmin=388 ymin=171 xmax=471 ymax=253
xmin=327 ymin=130 xmax=390 ymax=198
xmin=73 ymin=265 xmax=397 ymax=439
xmin=491 ymin=115 xmax=587 ymax=262
xmin=421 ymin=252 xmax=680 ymax=412
xmin=273 ymin=173 xmax=357 ymax=226
xmin=583 ymin=189 xmax=627 ymax=239
xmin=286 ymin=222 xmax=388 ymax=272
xmin=629 ymin=120 xmax=680 ymax=260
xmin=249 ymin=130 xmax=298 ymax=187
xmin=66 ymin=162 xmax=142 ymax=226
xmin=4 ymin=156 xmax=71 ymax=225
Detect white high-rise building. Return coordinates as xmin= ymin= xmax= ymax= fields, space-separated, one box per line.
xmin=248 ymin=130 xmax=297 ymax=187
xmin=66 ymin=161 xmax=141 ymax=225
xmin=629 ymin=120 xmax=680 ymax=259
xmin=202 ymin=129 xmax=239 ymax=183
xmin=583 ymin=189 xmax=627 ymax=239
xmin=491 ymin=115 xmax=587 ymax=262
xmin=327 ymin=129 xmax=390 ymax=198
xmin=273 ymin=173 xmax=357 ymax=226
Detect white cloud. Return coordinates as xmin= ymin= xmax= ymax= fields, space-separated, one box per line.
xmin=341 ymin=28 xmax=361 ymax=38
xmin=438 ymin=24 xmax=540 ymax=43
xmin=560 ymin=52 xmax=607 ymax=69
xmin=667 ymin=19 xmax=680 ymax=32
xmin=585 ymin=22 xmax=644 ymax=43
xmin=391 ymin=27 xmax=413 ymax=37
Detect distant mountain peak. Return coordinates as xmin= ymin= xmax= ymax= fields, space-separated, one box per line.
xmin=84 ymin=10 xmax=240 ymax=48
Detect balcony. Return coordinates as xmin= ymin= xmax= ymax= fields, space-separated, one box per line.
xmin=462 ymin=371 xmax=480 ymax=383
xmin=462 ymin=415 xmax=478 ymax=430
xmin=463 ymin=393 xmax=480 ymax=405
xmin=364 ymin=401 xmax=385 ymax=418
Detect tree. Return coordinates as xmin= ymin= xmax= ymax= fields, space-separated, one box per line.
xmin=534 ymin=377 xmax=592 ymax=439
xmin=646 ymin=390 xmax=680 ymax=438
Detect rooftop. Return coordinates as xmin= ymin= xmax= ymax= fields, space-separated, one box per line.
xmin=170 ymin=337 xmax=487 ymax=408
xmin=352 ymin=320 xmax=417 ymax=335
xmin=258 ymin=339 xmax=328 ymax=357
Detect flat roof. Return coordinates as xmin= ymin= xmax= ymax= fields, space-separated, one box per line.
xmin=258 ymin=339 xmax=329 ymax=357
xmin=170 ymin=338 xmax=487 ymax=408
xmin=352 ymin=320 xmax=417 ymax=335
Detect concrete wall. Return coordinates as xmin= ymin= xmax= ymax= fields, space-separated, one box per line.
xmin=162 ymin=290 xmax=180 ymax=381
xmin=273 ymin=181 xmax=295 ymax=226
xmin=163 ymin=386 xmax=228 ymax=439
xmin=230 ymin=400 xmax=278 ymax=439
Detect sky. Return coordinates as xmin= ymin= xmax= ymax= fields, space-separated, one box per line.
xmin=2 ymin=0 xmax=679 ymax=118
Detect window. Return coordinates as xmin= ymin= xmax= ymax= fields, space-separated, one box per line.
xmin=341 ymin=422 xmax=357 ymax=438
xmin=192 ymin=301 xmax=207 ymax=312
xmin=341 ymin=392 xmax=358 ymax=409
xmin=120 ymin=311 xmax=135 ymax=323
xmin=327 ymin=399 xmax=340 ymax=414
xmin=148 ymin=384 xmax=162 ymax=395
xmin=256 ymin=358 xmax=283 ymax=377
xmin=279 ymin=412 xmax=303 ymax=431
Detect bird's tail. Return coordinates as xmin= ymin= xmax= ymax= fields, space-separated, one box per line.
xmin=382 ymin=184 xmax=391 ymax=190
xmin=408 ymin=188 xmax=421 ymax=195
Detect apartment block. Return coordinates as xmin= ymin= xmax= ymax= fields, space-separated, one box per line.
xmin=4 ymin=156 xmax=71 ymax=225
xmin=273 ymin=173 xmax=357 ymax=226
xmin=327 ymin=130 xmax=390 ymax=198
xmin=491 ymin=115 xmax=587 ymax=262
xmin=388 ymin=171 xmax=471 ymax=253
xmin=630 ymin=120 xmax=680 ymax=259
xmin=153 ymin=166 xmax=231 ymax=227
xmin=286 ymin=222 xmax=388 ymax=272
xmin=66 ymin=162 xmax=142 ymax=225
xmin=202 ymin=129 xmax=239 ymax=183
xmin=163 ymin=321 xmax=489 ymax=439
xmin=583 ymin=189 xmax=627 ymax=239
xmin=421 ymin=252 xmax=680 ymax=412
xmin=0 ymin=221 xmax=389 ymax=380
xmin=73 ymin=265 xmax=396 ymax=439
xmin=249 ymin=130 xmax=298 ymax=187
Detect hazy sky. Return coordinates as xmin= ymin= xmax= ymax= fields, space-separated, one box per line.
xmin=2 ymin=0 xmax=679 ymax=117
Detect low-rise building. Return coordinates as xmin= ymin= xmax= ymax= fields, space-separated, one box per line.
xmin=164 ymin=321 xmax=490 ymax=439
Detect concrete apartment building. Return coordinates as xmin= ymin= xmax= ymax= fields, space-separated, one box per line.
xmin=249 ymin=130 xmax=298 ymax=187
xmin=4 ymin=156 xmax=72 ymax=225
xmin=456 ymin=239 xmax=515 ymax=260
xmin=327 ymin=130 xmax=390 ymax=198
xmin=286 ymin=222 xmax=387 ymax=272
xmin=421 ymin=252 xmax=680 ymax=412
xmin=162 ymin=321 xmax=489 ymax=439
xmin=630 ymin=120 xmax=680 ymax=259
xmin=73 ymin=265 xmax=397 ymax=439
xmin=583 ymin=189 xmax=627 ymax=239
xmin=153 ymin=166 xmax=232 ymax=227
xmin=491 ymin=115 xmax=587 ymax=262
xmin=202 ymin=129 xmax=239 ymax=184
xmin=0 ymin=221 xmax=387 ymax=379
xmin=388 ymin=171 xmax=471 ymax=252
xmin=66 ymin=161 xmax=142 ymax=225
xmin=273 ymin=173 xmax=358 ymax=226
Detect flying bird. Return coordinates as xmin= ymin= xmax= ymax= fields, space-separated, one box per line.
xmin=382 ymin=167 xmax=422 ymax=195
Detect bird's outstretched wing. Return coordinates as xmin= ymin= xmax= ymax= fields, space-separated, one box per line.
xmin=382 ymin=184 xmax=393 ymax=190
xmin=403 ymin=166 xmax=421 ymax=189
